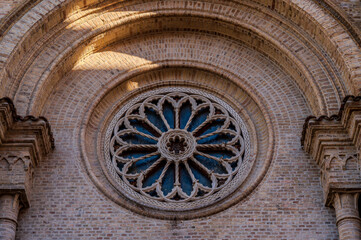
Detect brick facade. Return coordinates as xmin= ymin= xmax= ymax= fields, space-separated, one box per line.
xmin=333 ymin=0 xmax=361 ymax=28
xmin=0 ymin=1 xmax=360 ymax=239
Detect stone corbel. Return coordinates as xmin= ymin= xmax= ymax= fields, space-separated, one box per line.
xmin=0 ymin=98 xmax=54 ymax=240
xmin=302 ymin=95 xmax=361 ymax=240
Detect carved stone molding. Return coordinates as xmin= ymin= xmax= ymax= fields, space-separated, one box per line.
xmin=302 ymin=95 xmax=361 ymax=206
xmin=0 ymin=97 xmax=54 ymax=240
xmin=0 ymin=97 xmax=54 ymax=207
xmin=302 ymin=95 xmax=361 ymax=240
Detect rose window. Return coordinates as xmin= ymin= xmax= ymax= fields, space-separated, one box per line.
xmin=104 ymin=88 xmax=250 ymax=209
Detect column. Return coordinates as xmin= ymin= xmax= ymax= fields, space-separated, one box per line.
xmin=333 ymin=193 xmax=361 ymax=240
xmin=0 ymin=194 xmax=21 ymax=240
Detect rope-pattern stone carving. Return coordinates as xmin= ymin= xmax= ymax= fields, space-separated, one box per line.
xmin=104 ymin=88 xmax=251 ymax=210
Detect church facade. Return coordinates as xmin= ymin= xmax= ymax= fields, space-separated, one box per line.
xmin=0 ymin=0 xmax=361 ymax=239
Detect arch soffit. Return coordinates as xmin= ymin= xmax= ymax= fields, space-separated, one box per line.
xmin=0 ymin=0 xmax=359 ymax=115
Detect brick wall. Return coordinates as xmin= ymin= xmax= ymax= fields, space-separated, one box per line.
xmin=14 ymin=32 xmax=339 ymax=239
xmin=1 ymin=0 xmax=360 ymax=239
xmin=0 ymin=0 xmax=26 ymax=22
xmin=334 ymin=0 xmax=361 ymax=27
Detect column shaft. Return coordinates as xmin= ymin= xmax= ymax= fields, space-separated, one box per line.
xmin=333 ymin=193 xmax=361 ymax=240
xmin=0 ymin=195 xmax=21 ymax=240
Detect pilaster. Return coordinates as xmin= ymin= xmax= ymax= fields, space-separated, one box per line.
xmin=302 ymin=95 xmax=361 ymax=239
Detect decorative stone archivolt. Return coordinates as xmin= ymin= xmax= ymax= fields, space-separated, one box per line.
xmin=104 ymin=88 xmax=251 ymax=210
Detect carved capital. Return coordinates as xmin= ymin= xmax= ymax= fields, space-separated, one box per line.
xmin=0 ymin=152 xmax=34 ymax=207
xmin=0 ymin=194 xmax=22 ymax=240
xmin=0 ymin=194 xmax=21 ymax=224
xmin=319 ymin=148 xmax=361 ymax=205
xmin=332 ymin=192 xmax=361 ymax=240
xmin=333 ymin=193 xmax=360 ymax=223
xmin=302 ymin=96 xmax=361 ymax=206
xmin=0 ymin=98 xmax=54 ymax=207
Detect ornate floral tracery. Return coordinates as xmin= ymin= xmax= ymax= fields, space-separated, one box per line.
xmin=104 ymin=88 xmax=251 ymax=209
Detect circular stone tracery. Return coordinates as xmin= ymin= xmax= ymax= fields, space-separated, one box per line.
xmin=105 ymin=88 xmax=251 ymax=210
xmin=159 ymin=130 xmax=195 ymax=161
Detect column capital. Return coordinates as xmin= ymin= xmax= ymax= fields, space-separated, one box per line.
xmin=332 ymin=192 xmax=361 ymax=240
xmin=333 ymin=192 xmax=360 ymax=224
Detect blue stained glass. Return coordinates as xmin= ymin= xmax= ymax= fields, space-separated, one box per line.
xmin=117 ymin=122 xmax=126 ymax=131
xmin=161 ymin=164 xmax=175 ymax=195
xmin=116 ymin=161 xmax=125 ymax=172
xmin=194 ymin=119 xmax=225 ymax=137
xmin=196 ymin=189 xmax=207 ymax=197
xmin=194 ymin=154 xmax=227 ymax=174
xmin=228 ymin=122 xmax=236 ymax=131
xmin=179 ymin=101 xmax=192 ymax=129
xmin=197 ymin=133 xmax=234 ymax=145
xmin=129 ymin=119 xmax=159 ymax=137
xmin=188 ymin=107 xmax=210 ymax=132
xmin=128 ymin=179 xmax=137 ymax=187
xmin=163 ymin=101 xmax=175 ymax=129
xmin=109 ymin=91 xmax=246 ymax=202
xmin=144 ymin=107 xmax=168 ymax=132
xmin=127 ymin=155 xmax=160 ymax=174
xmin=195 ymin=99 xmax=204 ymax=105
xmin=230 ymin=160 xmax=239 ymax=171
xmin=120 ymin=133 xmax=157 ymax=145
xmin=147 ymin=189 xmax=159 ymax=197
xmin=180 ymin=163 xmax=193 ymax=195
xmin=142 ymin=160 xmax=166 ymax=188
xmin=189 ymin=161 xmax=212 ymax=188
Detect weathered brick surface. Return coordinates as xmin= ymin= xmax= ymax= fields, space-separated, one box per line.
xmin=0 ymin=0 xmax=360 ymax=116
xmin=0 ymin=1 xmax=26 ymax=22
xmin=334 ymin=0 xmax=361 ymax=28
xmin=13 ymin=32 xmax=339 ymax=239
xmin=0 ymin=0 xmax=360 ymax=239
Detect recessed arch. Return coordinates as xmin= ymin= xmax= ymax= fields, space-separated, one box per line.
xmin=2 ymin=14 xmax=343 ymax=117
xmin=0 ymin=0 xmax=359 ymax=102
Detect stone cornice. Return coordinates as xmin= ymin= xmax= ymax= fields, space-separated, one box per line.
xmin=0 ymin=97 xmax=54 ymax=149
xmin=302 ymin=95 xmax=361 ymax=149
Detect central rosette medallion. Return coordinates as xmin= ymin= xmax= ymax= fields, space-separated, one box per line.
xmin=159 ymin=130 xmax=196 ymax=161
